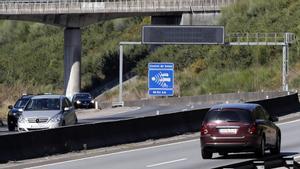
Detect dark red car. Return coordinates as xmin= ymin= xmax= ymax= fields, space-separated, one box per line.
xmin=200 ymin=103 xmax=281 ymax=159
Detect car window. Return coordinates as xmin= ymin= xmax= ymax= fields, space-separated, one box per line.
xmin=255 ymin=107 xmax=268 ymax=120
xmin=25 ymin=98 xmax=60 ymax=111
xmin=261 ymin=107 xmax=270 ymax=120
xmin=14 ymin=98 xmax=30 ymax=108
xmin=65 ymin=98 xmax=72 ymax=107
xmin=63 ymin=99 xmax=69 ymax=108
xmin=205 ymin=109 xmax=252 ymax=123
xmin=74 ymin=93 xmax=91 ymax=100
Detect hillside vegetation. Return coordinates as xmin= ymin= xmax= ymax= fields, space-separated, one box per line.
xmin=127 ymin=0 xmax=300 ymax=98
xmin=0 ymin=0 xmax=300 ymax=118
xmin=0 ymin=17 xmax=149 ymax=117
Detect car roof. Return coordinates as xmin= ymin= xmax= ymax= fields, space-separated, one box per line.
xmin=74 ymin=92 xmax=91 ymax=95
xmin=210 ymin=103 xmax=260 ymax=112
xmin=31 ymin=95 xmax=64 ymax=99
xmin=20 ymin=95 xmax=34 ymax=99
xmin=73 ymin=92 xmax=92 ymax=98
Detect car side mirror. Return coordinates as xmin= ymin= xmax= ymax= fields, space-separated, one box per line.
xmin=8 ymin=105 xmax=13 ymax=109
xmin=269 ymin=116 xmax=278 ymax=122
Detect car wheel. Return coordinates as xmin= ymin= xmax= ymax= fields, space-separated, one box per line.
xmin=202 ymin=149 xmax=212 ymax=159
xmin=8 ymin=124 xmax=15 ymax=131
xmin=270 ymin=134 xmax=281 ymax=154
xmin=255 ymin=136 xmax=265 ymax=157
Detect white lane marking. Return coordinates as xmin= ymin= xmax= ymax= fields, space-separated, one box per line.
xmin=146 ymin=158 xmax=187 ymax=168
xmin=25 ymin=139 xmax=198 ymax=169
xmin=277 ymin=118 xmax=300 ymax=126
xmin=24 ymin=118 xmax=300 ymax=169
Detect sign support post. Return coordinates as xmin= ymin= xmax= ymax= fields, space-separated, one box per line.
xmin=116 ymin=42 xmax=142 ymax=107
xmin=282 ymin=33 xmax=289 ymax=91
xmin=119 ymin=44 xmax=123 ymax=106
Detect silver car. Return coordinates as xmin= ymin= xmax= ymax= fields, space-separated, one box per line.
xmin=18 ymin=95 xmax=77 ymax=131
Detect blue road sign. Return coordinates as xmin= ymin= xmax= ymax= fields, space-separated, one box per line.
xmin=148 ymin=63 xmax=174 ymax=96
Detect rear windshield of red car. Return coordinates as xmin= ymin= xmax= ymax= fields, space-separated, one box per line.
xmin=204 ymin=108 xmax=252 ymax=123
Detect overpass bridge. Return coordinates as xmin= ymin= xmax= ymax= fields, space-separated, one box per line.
xmin=0 ymin=0 xmax=236 ymax=27
xmin=0 ymin=0 xmax=237 ymax=97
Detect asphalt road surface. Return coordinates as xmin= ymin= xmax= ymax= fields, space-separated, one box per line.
xmin=78 ymin=103 xmax=212 ymax=123
xmin=12 ymin=118 xmax=300 ymax=169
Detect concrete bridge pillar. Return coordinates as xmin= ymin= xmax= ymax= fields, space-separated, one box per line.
xmin=64 ymin=27 xmax=81 ymax=98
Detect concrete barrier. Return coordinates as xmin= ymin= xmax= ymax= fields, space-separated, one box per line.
xmin=98 ymin=91 xmax=289 ymax=109
xmin=250 ymin=92 xmax=300 ymax=117
xmin=0 ymin=93 xmax=298 ymax=163
xmin=0 ymin=108 xmax=208 ymax=163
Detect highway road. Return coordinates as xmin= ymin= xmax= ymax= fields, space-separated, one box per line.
xmin=7 ymin=118 xmax=300 ymax=169
xmin=79 ymin=103 xmax=211 ymax=123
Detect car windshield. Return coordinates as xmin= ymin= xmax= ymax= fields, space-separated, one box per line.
xmin=74 ymin=93 xmax=91 ymax=100
xmin=14 ymin=98 xmax=30 ymax=108
xmin=25 ymin=98 xmax=60 ymax=111
xmin=205 ymin=109 xmax=252 ymax=123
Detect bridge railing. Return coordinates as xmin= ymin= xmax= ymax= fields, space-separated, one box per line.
xmin=226 ymin=33 xmax=296 ymax=45
xmin=0 ymin=0 xmax=236 ymax=14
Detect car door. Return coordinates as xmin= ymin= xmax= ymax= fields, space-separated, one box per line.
xmin=261 ymin=107 xmax=277 ymax=145
xmin=62 ymin=98 xmax=72 ymax=125
xmin=66 ymin=98 xmax=76 ymax=124
xmin=254 ymin=107 xmax=272 ymax=145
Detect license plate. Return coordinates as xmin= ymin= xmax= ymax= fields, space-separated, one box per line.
xmin=31 ymin=123 xmax=47 ymax=128
xmin=219 ymin=128 xmax=238 ymax=134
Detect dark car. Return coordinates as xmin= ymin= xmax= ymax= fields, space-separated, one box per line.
xmin=7 ymin=95 xmax=33 ymax=131
xmin=72 ymin=92 xmax=95 ymax=109
xmin=200 ymin=103 xmax=281 ymax=159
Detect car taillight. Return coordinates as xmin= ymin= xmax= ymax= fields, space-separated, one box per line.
xmin=248 ymin=124 xmax=257 ymax=135
xmin=201 ymin=125 xmax=209 ymax=135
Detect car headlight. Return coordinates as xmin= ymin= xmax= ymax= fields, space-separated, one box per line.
xmin=50 ymin=114 xmax=62 ymax=123
xmin=18 ymin=115 xmax=26 ymax=123
xmin=76 ymin=100 xmax=81 ymax=104
xmin=91 ymin=100 xmax=95 ymax=103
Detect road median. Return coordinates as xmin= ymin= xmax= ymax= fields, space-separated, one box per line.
xmin=0 ymin=92 xmax=299 ymax=163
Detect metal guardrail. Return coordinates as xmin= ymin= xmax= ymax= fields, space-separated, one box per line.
xmin=227 ymin=32 xmax=296 ymax=46
xmin=0 ymin=0 xmax=236 ymax=15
